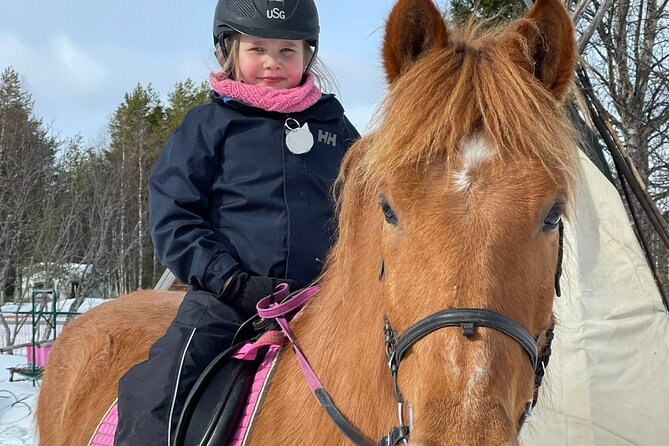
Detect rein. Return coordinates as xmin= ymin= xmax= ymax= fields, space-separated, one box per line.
xmin=256 ymin=222 xmax=563 ymax=446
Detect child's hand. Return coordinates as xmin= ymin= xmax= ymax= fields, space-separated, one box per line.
xmin=218 ymin=270 xmax=298 ymax=317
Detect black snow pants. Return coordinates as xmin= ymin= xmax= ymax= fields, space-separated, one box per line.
xmin=115 ymin=287 xmax=245 ymax=446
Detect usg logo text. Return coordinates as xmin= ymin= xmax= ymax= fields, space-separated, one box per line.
xmin=267 ymin=8 xmax=286 ymax=19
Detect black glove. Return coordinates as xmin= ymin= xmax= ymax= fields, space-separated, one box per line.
xmin=218 ymin=270 xmax=298 ymax=317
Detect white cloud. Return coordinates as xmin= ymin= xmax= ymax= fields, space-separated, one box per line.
xmin=51 ymin=34 xmax=109 ymax=93
xmin=0 ymin=32 xmax=110 ymax=97
xmin=0 ymin=32 xmax=115 ymax=140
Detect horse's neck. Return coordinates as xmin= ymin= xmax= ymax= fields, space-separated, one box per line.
xmin=252 ymin=212 xmax=398 ymax=443
xmin=290 ymin=262 xmax=396 ymax=435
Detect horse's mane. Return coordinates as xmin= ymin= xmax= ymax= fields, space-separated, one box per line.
xmin=348 ymin=19 xmax=579 ymax=200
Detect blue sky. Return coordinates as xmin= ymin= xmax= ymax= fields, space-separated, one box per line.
xmin=0 ymin=0 xmax=402 ymax=143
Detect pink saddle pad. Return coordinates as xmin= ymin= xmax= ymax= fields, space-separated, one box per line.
xmin=88 ymin=339 xmax=283 ymax=446
xmin=88 ymin=403 xmax=117 ymax=446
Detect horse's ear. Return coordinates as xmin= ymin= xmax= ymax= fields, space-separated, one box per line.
xmin=383 ymin=0 xmax=449 ymax=84
xmin=515 ymin=0 xmax=576 ymax=100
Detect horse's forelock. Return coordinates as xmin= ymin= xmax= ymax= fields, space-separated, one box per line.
xmin=358 ymin=24 xmax=579 ymax=201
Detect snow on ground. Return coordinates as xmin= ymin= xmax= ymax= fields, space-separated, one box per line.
xmin=0 ymin=297 xmax=110 ymax=445
xmin=0 ymin=297 xmax=107 ymax=314
xmin=0 ymin=354 xmax=38 ymax=445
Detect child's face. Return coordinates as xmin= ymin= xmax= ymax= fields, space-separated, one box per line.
xmin=237 ymin=35 xmax=306 ymax=89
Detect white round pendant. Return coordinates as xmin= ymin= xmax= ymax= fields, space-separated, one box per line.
xmin=285 ymin=119 xmax=314 ymax=155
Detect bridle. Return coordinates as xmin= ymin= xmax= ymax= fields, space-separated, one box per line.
xmin=378 ymin=221 xmax=564 ymax=446
xmin=258 ymin=222 xmax=563 ymax=446
xmin=375 ymin=221 xmax=563 ymax=445
xmin=380 ymin=310 xmax=555 ymax=446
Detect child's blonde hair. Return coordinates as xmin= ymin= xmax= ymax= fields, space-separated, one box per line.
xmin=214 ymin=34 xmax=338 ymax=94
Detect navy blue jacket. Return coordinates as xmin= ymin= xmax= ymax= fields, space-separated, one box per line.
xmin=149 ymin=92 xmax=359 ymax=294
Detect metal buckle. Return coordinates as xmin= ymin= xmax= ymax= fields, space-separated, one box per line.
xmin=518 ymin=401 xmax=533 ymax=438
xmin=384 ymin=316 xmax=397 ymax=361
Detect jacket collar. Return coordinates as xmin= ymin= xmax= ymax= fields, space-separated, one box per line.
xmin=209 ymin=91 xmax=344 ymax=121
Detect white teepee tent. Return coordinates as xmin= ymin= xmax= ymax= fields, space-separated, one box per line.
xmin=525 ymin=153 xmax=669 ymax=445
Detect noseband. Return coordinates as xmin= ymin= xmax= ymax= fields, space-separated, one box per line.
xmin=381 ymin=310 xmax=554 ymax=445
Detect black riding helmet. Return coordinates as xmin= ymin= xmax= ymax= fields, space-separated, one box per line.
xmin=213 ymin=0 xmax=320 ymax=73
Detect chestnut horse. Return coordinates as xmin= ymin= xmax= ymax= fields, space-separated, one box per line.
xmin=36 ymin=0 xmax=578 ymax=444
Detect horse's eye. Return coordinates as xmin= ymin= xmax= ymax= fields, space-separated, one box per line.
xmin=542 ymin=203 xmax=565 ymax=232
xmin=380 ymin=198 xmax=399 ymax=225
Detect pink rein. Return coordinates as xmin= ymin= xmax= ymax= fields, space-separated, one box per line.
xmin=256 ymin=284 xmax=376 ymax=446
xmin=255 ymin=284 xmax=324 ymax=392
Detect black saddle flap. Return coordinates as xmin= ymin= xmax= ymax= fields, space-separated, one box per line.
xmin=174 ymin=342 xmax=265 ymax=446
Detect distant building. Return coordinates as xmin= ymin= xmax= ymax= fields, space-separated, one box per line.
xmin=20 ymin=263 xmax=102 ymax=300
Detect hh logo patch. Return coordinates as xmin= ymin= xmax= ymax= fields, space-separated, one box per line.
xmin=318 ymin=130 xmax=338 ymax=147
xmin=267 ymin=0 xmax=286 ymax=19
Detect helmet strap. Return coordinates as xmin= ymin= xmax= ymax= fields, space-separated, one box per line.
xmin=218 ymin=36 xmax=230 ymax=59
xmin=303 ymin=41 xmax=319 ymax=82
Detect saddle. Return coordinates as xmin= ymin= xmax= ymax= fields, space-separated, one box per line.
xmin=173 ymin=339 xmax=280 ymax=446
xmin=174 ymin=284 xmax=312 ymax=446
xmin=89 ymin=328 xmax=285 ymax=446
xmin=79 ymin=284 xmax=318 ymax=446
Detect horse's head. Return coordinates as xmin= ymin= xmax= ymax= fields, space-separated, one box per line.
xmin=333 ymin=0 xmax=578 ymax=444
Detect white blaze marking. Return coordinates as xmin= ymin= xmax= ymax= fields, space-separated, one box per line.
xmin=466 ymin=363 xmax=488 ymax=398
xmin=453 ymin=133 xmax=493 ymax=192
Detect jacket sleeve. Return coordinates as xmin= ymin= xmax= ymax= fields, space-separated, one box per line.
xmin=149 ymin=108 xmax=239 ymax=294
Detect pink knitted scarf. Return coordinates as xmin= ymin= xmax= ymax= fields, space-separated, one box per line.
xmin=209 ymin=72 xmax=322 ymax=113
